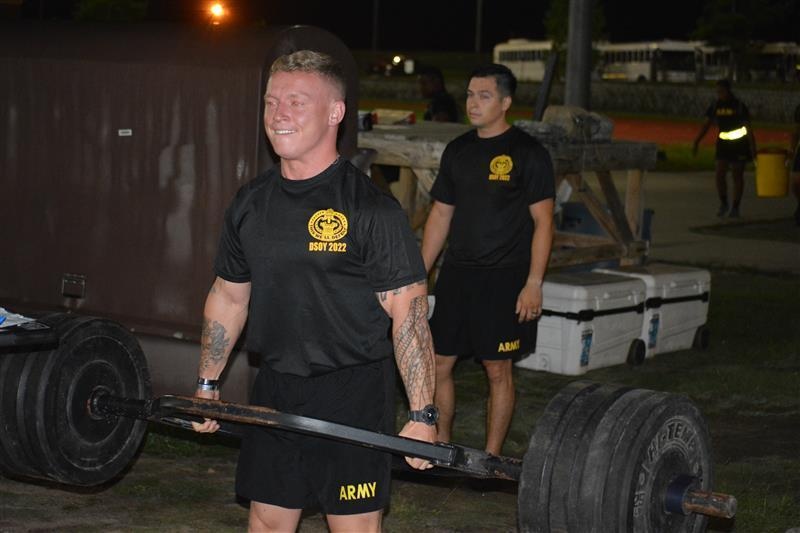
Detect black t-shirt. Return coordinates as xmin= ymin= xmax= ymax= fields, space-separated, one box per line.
xmin=430 ymin=126 xmax=555 ymax=268
xmin=214 ymin=159 xmax=426 ymax=377
xmin=705 ymin=96 xmax=750 ymax=133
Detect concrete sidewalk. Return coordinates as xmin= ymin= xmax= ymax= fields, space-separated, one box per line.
xmin=631 ymin=171 xmax=799 ymax=274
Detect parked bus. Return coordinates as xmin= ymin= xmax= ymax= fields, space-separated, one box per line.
xmin=492 ymin=39 xmax=553 ymax=82
xmin=595 ymin=40 xmax=702 ymax=82
xmin=695 ymin=42 xmax=799 ymax=82
xmin=696 ymin=44 xmax=731 ymax=81
xmin=495 ymin=38 xmax=799 ymax=84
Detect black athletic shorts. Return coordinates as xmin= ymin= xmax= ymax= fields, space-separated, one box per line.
xmin=235 ymin=358 xmax=395 ymax=515
xmin=715 ymin=137 xmax=752 ymax=163
xmin=429 ymin=262 xmax=536 ymax=360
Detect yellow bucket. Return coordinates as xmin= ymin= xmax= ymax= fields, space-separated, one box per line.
xmin=755 ymin=149 xmax=789 ymax=197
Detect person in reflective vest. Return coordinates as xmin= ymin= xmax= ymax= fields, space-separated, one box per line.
xmin=692 ymin=79 xmax=757 ymax=218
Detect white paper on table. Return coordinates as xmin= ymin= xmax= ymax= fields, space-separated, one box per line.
xmin=0 ymin=307 xmax=35 ymax=329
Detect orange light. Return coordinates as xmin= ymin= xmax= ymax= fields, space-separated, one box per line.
xmin=210 ymin=3 xmax=225 ymax=18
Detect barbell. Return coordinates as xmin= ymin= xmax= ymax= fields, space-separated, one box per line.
xmin=0 ymin=314 xmax=736 ymax=532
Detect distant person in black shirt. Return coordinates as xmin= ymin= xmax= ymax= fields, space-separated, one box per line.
xmin=418 ymin=65 xmax=460 ymax=123
xmin=693 ymin=79 xmax=757 ymax=218
xmin=374 ymin=67 xmax=460 ymax=195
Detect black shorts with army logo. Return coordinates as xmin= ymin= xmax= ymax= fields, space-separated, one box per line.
xmin=235 ymin=358 xmax=395 ymax=514
xmin=429 ymin=262 xmax=536 ymax=361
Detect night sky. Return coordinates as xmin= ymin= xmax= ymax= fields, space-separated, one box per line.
xmin=12 ymin=0 xmax=800 ymax=52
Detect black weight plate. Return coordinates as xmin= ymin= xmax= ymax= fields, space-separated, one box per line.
xmin=595 ymin=390 xmax=674 ymax=532
xmin=517 ymin=380 xmax=601 ymax=533
xmin=35 ymin=317 xmax=151 ymax=486
xmin=0 ymin=351 xmax=44 ymax=479
xmin=16 ymin=349 xmax=55 ymax=479
xmin=606 ymin=393 xmax=713 ymax=533
xmin=14 ymin=315 xmax=85 ymax=482
xmin=576 ymin=388 xmax=661 ymax=532
xmin=1 ymin=314 xmax=86 ymax=482
xmin=547 ymin=383 xmax=633 ymax=532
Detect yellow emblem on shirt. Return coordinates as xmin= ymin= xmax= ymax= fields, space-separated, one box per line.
xmin=489 ymin=155 xmax=513 ymax=182
xmin=308 ymin=208 xmax=348 ymax=241
xmin=308 ymin=208 xmax=348 ymax=253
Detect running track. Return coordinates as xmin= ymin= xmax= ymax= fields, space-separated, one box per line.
xmin=610 ymin=116 xmax=790 ymax=147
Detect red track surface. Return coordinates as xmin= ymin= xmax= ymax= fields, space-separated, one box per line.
xmin=610 ymin=117 xmax=791 ymax=147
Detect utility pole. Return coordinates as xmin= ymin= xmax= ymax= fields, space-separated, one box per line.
xmin=564 ymin=0 xmax=592 ymax=109
xmin=371 ymin=0 xmax=379 ymax=52
xmin=474 ymin=0 xmax=483 ymax=53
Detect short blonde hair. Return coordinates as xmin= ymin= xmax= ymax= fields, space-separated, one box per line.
xmin=270 ymin=50 xmax=346 ymax=100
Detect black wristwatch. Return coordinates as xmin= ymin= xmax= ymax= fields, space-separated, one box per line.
xmin=408 ymin=404 xmax=439 ymax=425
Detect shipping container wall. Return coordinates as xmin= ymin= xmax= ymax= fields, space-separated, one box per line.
xmin=0 ymin=23 xmax=359 ymax=342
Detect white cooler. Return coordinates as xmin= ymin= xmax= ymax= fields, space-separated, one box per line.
xmin=593 ymin=264 xmax=711 ymax=357
xmin=516 ymin=272 xmax=647 ymax=375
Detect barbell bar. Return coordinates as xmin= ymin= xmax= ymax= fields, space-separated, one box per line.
xmin=0 ymin=313 xmax=737 ymax=532
xmin=87 ymin=390 xmax=736 ymax=523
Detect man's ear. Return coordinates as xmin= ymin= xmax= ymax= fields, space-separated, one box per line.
xmin=329 ymin=100 xmax=346 ymax=126
xmin=501 ymin=95 xmax=512 ymax=112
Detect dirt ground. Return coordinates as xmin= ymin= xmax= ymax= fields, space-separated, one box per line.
xmin=1 ymin=383 xmax=797 ymax=533
xmin=2 ymin=329 xmax=798 ymax=533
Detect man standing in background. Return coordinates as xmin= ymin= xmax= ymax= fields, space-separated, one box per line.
xmin=422 ymin=64 xmax=555 ymax=457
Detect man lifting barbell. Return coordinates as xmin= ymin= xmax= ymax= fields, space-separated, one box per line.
xmin=188 ymin=50 xmax=437 ymax=532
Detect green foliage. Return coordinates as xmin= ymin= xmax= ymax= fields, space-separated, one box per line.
xmin=692 ymin=0 xmax=798 ymax=79
xmin=73 ymin=0 xmax=147 ymax=22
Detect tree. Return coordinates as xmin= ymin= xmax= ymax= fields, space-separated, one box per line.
xmin=693 ymin=0 xmax=797 ymax=81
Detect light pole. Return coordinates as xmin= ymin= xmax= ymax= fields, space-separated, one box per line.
xmin=372 ymin=0 xmax=379 ymax=52
xmin=474 ymin=0 xmax=483 ymax=53
xmin=564 ymin=0 xmax=592 ymax=109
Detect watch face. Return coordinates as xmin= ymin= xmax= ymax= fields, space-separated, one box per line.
xmin=422 ymin=405 xmax=439 ymax=424
xmin=410 ymin=404 xmax=439 ymax=425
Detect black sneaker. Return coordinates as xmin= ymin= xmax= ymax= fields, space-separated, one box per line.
xmin=728 ymin=206 xmax=740 ymax=218
xmin=716 ymin=203 xmax=729 ymax=217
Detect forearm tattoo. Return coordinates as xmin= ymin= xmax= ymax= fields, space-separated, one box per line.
xmin=378 ymin=279 xmax=426 ymax=303
xmin=393 ymin=294 xmax=435 ymax=408
xmin=199 ymin=318 xmax=230 ymax=372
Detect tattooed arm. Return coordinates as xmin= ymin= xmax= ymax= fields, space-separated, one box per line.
xmin=376 ymin=279 xmax=437 ymax=469
xmin=192 ymin=276 xmax=251 ymax=433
